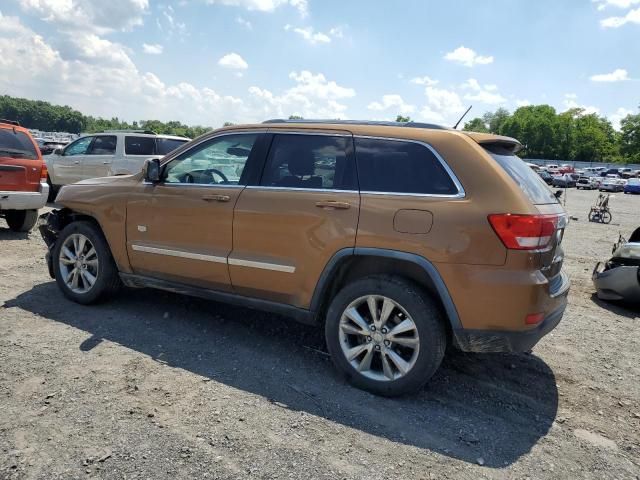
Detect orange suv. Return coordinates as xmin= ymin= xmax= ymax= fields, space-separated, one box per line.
xmin=38 ymin=120 xmax=570 ymax=396
xmin=1 ymin=120 xmax=49 ymax=232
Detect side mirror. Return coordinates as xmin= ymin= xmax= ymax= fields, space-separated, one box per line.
xmin=53 ymin=148 xmax=63 ymax=155
xmin=554 ymin=190 xmax=563 ymax=199
xmin=143 ymin=158 xmax=161 ymax=183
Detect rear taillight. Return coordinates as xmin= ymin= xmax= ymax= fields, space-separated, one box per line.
xmin=488 ymin=214 xmax=559 ymax=250
xmin=40 ymin=163 xmax=48 ymax=180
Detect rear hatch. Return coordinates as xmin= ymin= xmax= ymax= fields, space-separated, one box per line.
xmin=0 ymin=126 xmax=41 ymax=192
xmin=483 ymin=144 xmax=567 ymax=287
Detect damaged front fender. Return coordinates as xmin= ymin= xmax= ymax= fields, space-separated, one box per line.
xmin=592 ymin=227 xmax=640 ymax=302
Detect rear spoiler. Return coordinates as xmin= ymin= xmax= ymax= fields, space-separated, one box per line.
xmin=463 ymin=132 xmax=523 ymax=154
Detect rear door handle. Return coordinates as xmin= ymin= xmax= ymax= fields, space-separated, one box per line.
xmin=202 ymin=194 xmax=231 ymax=202
xmin=315 ymin=200 xmax=351 ymax=210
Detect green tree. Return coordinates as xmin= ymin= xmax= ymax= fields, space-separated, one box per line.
xmin=462 ymin=117 xmax=489 ymax=132
xmin=620 ymin=108 xmax=640 ymax=163
xmin=395 ymin=115 xmax=411 ymax=123
xmin=482 ymin=107 xmax=510 ymax=134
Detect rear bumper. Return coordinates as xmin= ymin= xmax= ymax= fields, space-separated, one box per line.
xmin=452 ymin=271 xmax=570 ymax=353
xmin=0 ymin=182 xmax=49 ymax=211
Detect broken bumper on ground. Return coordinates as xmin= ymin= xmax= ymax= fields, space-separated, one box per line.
xmin=38 ymin=210 xmax=64 ymax=279
xmin=593 ymin=263 xmax=640 ymax=302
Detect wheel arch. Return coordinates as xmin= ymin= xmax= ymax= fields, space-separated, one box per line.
xmin=310 ymin=248 xmax=462 ymax=335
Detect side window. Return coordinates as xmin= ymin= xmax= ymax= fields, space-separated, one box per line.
xmin=125 ymin=136 xmax=155 ymax=155
xmin=87 ymin=135 xmax=117 ymax=155
xmin=355 ymin=138 xmax=458 ymax=195
xmin=163 ymin=134 xmax=257 ymax=185
xmin=260 ymin=134 xmax=355 ymax=190
xmin=63 ymin=137 xmax=93 ymax=156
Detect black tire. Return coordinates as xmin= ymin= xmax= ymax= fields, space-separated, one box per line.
xmin=52 ymin=221 xmax=121 ymax=304
xmin=325 ymin=275 xmax=446 ymax=397
xmin=602 ymin=211 xmax=612 ymax=224
xmin=6 ymin=210 xmax=38 ymax=232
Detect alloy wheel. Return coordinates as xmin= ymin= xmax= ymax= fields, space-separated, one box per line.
xmin=58 ymin=233 xmax=99 ymax=294
xmin=338 ymin=295 xmax=420 ymax=381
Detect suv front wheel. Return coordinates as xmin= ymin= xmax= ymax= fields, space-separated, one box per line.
xmin=325 ymin=275 xmax=446 ymax=396
xmin=52 ymin=221 xmax=121 ymax=304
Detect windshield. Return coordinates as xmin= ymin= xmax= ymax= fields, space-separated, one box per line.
xmin=486 ymin=146 xmax=558 ymax=204
xmin=156 ymin=138 xmax=188 ymax=155
xmin=627 ymin=179 xmax=640 ymax=185
xmin=0 ymin=128 xmax=38 ymax=159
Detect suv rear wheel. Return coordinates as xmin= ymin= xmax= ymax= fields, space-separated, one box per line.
xmin=6 ymin=210 xmax=38 ymax=232
xmin=325 ymin=275 xmax=446 ymax=396
xmin=52 ymin=221 xmax=121 ymax=304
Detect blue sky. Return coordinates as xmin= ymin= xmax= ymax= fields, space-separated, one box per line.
xmin=0 ymin=0 xmax=638 ymax=129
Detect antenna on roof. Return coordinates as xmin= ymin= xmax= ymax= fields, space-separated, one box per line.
xmin=452 ymin=105 xmax=472 ymax=130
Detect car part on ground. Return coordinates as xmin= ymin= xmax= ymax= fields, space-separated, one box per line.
xmin=38 ymin=120 xmax=570 ymax=396
xmin=0 ymin=120 xmax=49 ymax=232
xmin=593 ymin=227 xmax=640 ymax=303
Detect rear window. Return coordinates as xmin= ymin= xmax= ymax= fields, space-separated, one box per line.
xmin=157 ymin=138 xmax=188 ymax=155
xmin=487 ymin=146 xmax=557 ymax=204
xmin=125 ymin=136 xmax=155 ymax=155
xmin=355 ymin=138 xmax=458 ymax=195
xmin=0 ymin=128 xmax=38 ymax=159
xmin=125 ymin=136 xmax=188 ymax=155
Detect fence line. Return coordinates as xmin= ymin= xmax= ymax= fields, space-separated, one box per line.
xmin=524 ymin=159 xmax=640 ymax=170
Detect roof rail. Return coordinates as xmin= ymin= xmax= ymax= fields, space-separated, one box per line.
xmin=101 ymin=129 xmax=158 ymax=135
xmin=262 ymin=119 xmax=449 ymax=130
xmin=0 ymin=119 xmax=21 ymax=126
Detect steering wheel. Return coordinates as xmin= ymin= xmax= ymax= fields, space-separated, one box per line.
xmin=183 ymin=173 xmax=195 ymax=184
xmin=207 ymin=168 xmax=229 ymax=184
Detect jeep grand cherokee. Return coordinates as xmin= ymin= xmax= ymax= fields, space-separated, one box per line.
xmin=39 ymin=120 xmax=570 ymax=396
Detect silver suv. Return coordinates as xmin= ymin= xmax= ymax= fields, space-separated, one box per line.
xmin=45 ymin=130 xmax=189 ymax=200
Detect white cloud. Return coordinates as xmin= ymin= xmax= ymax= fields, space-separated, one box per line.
xmin=19 ymin=0 xmax=149 ymax=33
xmin=283 ymin=24 xmax=343 ymax=44
xmin=284 ymin=24 xmax=330 ymax=44
xmin=590 ymin=68 xmax=630 ymax=82
xmin=248 ymin=70 xmax=355 ymax=119
xmin=562 ymin=94 xmax=600 ymax=115
xmin=218 ymin=52 xmax=248 ymax=69
xmin=601 ymin=6 xmax=640 ymax=26
xmin=610 ymin=107 xmax=633 ymax=130
xmin=419 ymin=86 xmax=465 ymax=124
xmin=461 ymin=78 xmax=506 ymax=104
xmin=367 ymin=95 xmax=415 ymax=116
xmin=236 ymin=16 xmax=252 ymax=29
xmin=594 ymin=0 xmax=640 ymax=10
xmin=444 ymin=46 xmax=493 ymax=67
xmin=410 ymin=76 xmax=438 ymax=86
xmin=516 ymin=99 xmax=531 ymax=107
xmin=157 ymin=5 xmax=187 ymax=38
xmin=204 ymin=0 xmax=308 ymax=16
xmin=142 ymin=43 xmax=163 ymax=54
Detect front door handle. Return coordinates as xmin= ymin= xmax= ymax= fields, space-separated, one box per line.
xmin=315 ymin=200 xmax=351 ymax=210
xmin=202 ymin=194 xmax=230 ymax=202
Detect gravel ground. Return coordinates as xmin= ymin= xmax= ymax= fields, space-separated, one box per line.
xmin=1 ymin=189 xmax=639 ymax=480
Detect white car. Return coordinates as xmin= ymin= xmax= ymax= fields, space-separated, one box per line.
xmin=45 ymin=130 xmax=189 ymax=200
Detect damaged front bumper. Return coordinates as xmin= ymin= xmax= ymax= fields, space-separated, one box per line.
xmin=592 ymin=228 xmax=640 ymax=302
xmin=38 ymin=210 xmax=64 ymax=279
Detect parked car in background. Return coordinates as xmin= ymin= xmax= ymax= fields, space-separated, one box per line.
xmin=546 ymin=164 xmax=560 ymax=174
xmin=601 ymin=168 xmax=621 ymax=178
xmin=0 ymin=119 xmax=49 ymax=231
xmin=38 ymin=119 xmax=569 ymax=396
xmin=559 ymin=164 xmax=575 ymax=174
xmin=538 ymin=170 xmax=553 ymax=185
xmin=624 ymin=178 xmax=640 ymax=194
xmin=600 ymin=178 xmax=625 ymax=192
xmin=40 ymin=140 xmax=68 ymax=155
xmin=619 ymin=168 xmax=634 ymax=179
xmin=45 ymin=130 xmax=189 ymax=201
xmin=552 ymin=174 xmax=576 ymax=188
xmin=577 ymin=176 xmax=600 ymax=190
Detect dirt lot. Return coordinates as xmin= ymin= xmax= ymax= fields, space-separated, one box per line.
xmin=1 ymin=189 xmax=639 ymax=480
